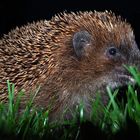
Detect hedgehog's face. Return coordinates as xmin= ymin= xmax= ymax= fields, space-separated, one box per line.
xmin=72 ymin=30 xmax=140 ymax=92
xmin=100 ymin=42 xmax=139 ymax=91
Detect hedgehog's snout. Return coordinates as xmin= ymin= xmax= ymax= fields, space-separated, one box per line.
xmin=128 ymin=42 xmax=140 ymax=70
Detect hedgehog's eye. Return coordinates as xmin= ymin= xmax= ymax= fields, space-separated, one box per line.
xmin=108 ymin=47 xmax=117 ymax=56
xmin=106 ymin=47 xmax=119 ymax=59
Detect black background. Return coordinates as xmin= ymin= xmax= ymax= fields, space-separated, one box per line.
xmin=0 ymin=1 xmax=140 ymax=139
xmin=0 ymin=0 xmax=140 ymax=46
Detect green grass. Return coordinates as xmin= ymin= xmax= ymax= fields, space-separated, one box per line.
xmin=0 ymin=66 xmax=140 ymax=139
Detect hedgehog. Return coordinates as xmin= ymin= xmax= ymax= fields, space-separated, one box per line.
xmin=0 ymin=11 xmax=140 ymax=121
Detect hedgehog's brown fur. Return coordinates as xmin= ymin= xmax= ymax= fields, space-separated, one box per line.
xmin=0 ymin=11 xmax=140 ymax=121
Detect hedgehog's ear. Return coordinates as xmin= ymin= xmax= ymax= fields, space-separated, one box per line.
xmin=72 ymin=30 xmax=92 ymax=58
